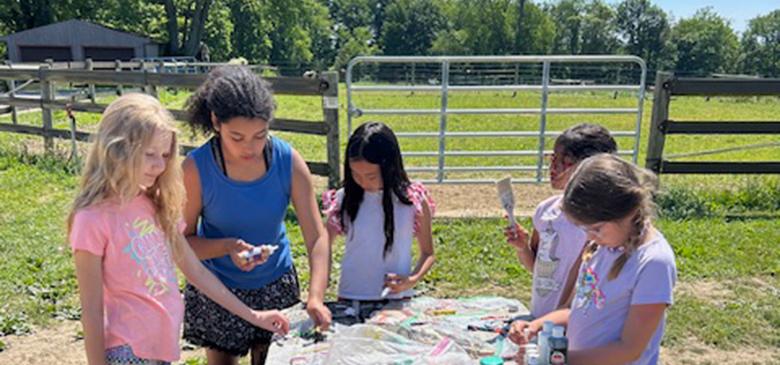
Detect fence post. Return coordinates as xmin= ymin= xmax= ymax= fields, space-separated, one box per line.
xmin=6 ymin=61 xmax=18 ymax=124
xmin=148 ymin=62 xmax=161 ymax=99
xmin=115 ymin=60 xmax=124 ymax=96
xmin=322 ymin=71 xmax=340 ymax=188
xmin=86 ymin=58 xmax=96 ymax=103
xmin=646 ymin=72 xmax=674 ymax=173
xmin=40 ymin=64 xmax=54 ymax=154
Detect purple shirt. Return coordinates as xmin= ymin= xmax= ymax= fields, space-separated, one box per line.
xmin=530 ymin=195 xmax=589 ymax=319
xmin=568 ymin=231 xmax=677 ymax=365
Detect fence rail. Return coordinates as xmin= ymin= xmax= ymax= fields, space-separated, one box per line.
xmin=646 ymin=72 xmax=780 ymax=175
xmin=0 ymin=60 xmax=340 ymax=187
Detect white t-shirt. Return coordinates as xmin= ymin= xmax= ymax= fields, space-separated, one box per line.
xmin=568 ymin=232 xmax=677 ymax=365
xmin=530 ymin=195 xmax=589 ymax=319
xmin=323 ymin=183 xmax=434 ymax=300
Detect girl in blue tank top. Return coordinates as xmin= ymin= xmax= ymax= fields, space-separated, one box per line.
xmin=180 ymin=66 xmax=331 ymax=364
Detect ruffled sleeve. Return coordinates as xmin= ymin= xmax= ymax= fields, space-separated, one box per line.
xmin=407 ymin=182 xmax=435 ymax=237
xmin=322 ymin=189 xmax=345 ymax=236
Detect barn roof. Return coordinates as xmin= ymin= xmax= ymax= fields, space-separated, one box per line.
xmin=0 ymin=19 xmax=161 ymax=43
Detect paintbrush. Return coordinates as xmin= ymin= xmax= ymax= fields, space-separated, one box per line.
xmin=496 ymin=176 xmax=516 ymax=231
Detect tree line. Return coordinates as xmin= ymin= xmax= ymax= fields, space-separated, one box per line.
xmin=0 ymin=0 xmax=778 ymax=77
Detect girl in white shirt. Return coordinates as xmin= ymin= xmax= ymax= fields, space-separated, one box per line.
xmin=323 ymin=121 xmax=435 ymax=301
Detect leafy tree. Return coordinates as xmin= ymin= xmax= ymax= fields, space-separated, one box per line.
xmin=380 ymin=0 xmax=444 ymax=55
xmin=739 ymin=9 xmax=780 ymax=77
xmin=672 ymin=7 xmax=739 ymax=76
xmin=334 ymin=26 xmax=378 ymax=71
xmin=614 ymin=0 xmax=674 ymax=71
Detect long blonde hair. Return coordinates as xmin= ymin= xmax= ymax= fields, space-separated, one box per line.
xmin=67 ymin=93 xmax=185 ymax=253
xmin=563 ymin=154 xmax=658 ymax=280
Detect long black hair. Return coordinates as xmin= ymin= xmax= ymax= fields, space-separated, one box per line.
xmin=340 ymin=122 xmax=412 ymax=258
xmin=184 ymin=65 xmax=275 ymax=134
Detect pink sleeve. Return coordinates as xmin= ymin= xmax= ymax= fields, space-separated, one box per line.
xmin=178 ymin=219 xmax=187 ymax=234
xmin=322 ymin=189 xmax=345 ymax=236
xmin=408 ymin=183 xmax=435 ymax=237
xmin=69 ymin=209 xmax=108 ymax=257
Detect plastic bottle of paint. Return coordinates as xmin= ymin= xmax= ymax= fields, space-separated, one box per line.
xmin=528 ymin=352 xmax=541 ymax=365
xmin=524 ymin=344 xmax=539 ymax=365
xmin=538 ymin=321 xmax=554 ymax=365
xmin=549 ymin=326 xmax=568 ymax=365
xmin=480 ymin=356 xmax=504 ymax=365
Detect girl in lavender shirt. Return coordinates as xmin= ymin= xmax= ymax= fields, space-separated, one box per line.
xmin=509 ymin=154 xmax=677 ymax=365
xmin=505 ymin=124 xmax=617 ymax=319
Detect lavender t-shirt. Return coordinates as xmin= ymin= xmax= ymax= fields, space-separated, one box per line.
xmin=568 ymin=232 xmax=677 ymax=365
xmin=530 ymin=195 xmax=589 ymax=319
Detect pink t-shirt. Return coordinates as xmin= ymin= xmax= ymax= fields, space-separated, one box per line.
xmin=70 ymin=195 xmax=184 ymax=362
xmin=530 ymin=195 xmax=589 ymax=319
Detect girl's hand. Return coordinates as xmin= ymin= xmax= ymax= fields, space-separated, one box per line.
xmin=251 ymin=310 xmax=290 ymax=335
xmin=227 ymin=239 xmax=258 ymax=271
xmin=514 ymin=349 xmax=527 ymax=365
xmin=504 ymin=220 xmax=530 ymax=250
xmin=306 ymin=299 xmax=332 ymax=332
xmin=384 ymin=273 xmax=416 ymax=294
xmin=508 ymin=320 xmax=536 ymax=345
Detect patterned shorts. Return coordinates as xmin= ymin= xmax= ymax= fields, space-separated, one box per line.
xmin=105 ymin=345 xmax=170 ymax=365
xmin=183 ymin=267 xmax=301 ymax=356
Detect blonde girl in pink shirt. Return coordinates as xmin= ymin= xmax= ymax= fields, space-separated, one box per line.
xmin=68 ymin=93 xmax=290 ymax=365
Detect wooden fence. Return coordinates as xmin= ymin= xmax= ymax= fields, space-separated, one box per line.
xmin=646 ymin=72 xmax=780 ymax=175
xmin=0 ymin=61 xmax=340 ymax=187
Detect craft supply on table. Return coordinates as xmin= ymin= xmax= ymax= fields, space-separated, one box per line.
xmin=266 ymin=297 xmax=530 ymax=364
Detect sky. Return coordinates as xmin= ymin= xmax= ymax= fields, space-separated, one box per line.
xmin=603 ymin=0 xmax=777 ymax=32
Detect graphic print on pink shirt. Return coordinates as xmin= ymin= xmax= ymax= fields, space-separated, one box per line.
xmin=122 ymin=217 xmax=177 ymax=296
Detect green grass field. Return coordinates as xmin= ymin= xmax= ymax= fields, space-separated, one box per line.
xmin=0 ymin=87 xmax=778 ymax=362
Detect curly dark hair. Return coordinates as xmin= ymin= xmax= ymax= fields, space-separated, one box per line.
xmin=184 ymin=66 xmax=276 ymax=134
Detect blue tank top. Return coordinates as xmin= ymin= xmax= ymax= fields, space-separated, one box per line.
xmin=188 ymin=137 xmax=294 ymax=289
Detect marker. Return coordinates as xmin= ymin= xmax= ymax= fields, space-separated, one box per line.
xmin=431 ymin=309 xmax=456 ymax=315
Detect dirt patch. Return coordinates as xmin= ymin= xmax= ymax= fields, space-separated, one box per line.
xmin=0 ymin=320 xmax=205 ymax=364
xmin=675 ymin=280 xmax=734 ymax=307
xmin=0 ymin=320 xmax=85 ymax=365
xmin=660 ymin=337 xmax=779 ymax=365
xmin=313 ymin=175 xmax=558 ymax=218
xmin=675 ymin=276 xmax=780 ymax=308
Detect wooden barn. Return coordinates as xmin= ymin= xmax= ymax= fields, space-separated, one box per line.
xmin=0 ymin=19 xmax=160 ymax=63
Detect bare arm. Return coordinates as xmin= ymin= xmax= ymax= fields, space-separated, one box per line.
xmin=506 ymin=224 xmax=539 ymax=271
xmin=569 ymin=304 xmax=667 ymax=365
xmin=290 ymin=149 xmax=332 ymax=330
xmin=175 ymin=235 xmax=289 ymax=334
xmin=181 ymin=157 xmax=255 ymax=269
xmin=409 ymin=198 xmax=435 ymax=284
xmin=74 ymin=251 xmax=107 ymax=365
xmin=518 ymin=229 xmax=540 ymax=271
xmin=385 ymin=198 xmax=436 ymax=294
xmin=556 ymin=242 xmax=587 ymax=310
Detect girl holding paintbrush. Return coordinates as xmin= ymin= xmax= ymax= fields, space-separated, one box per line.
xmin=323 ymin=121 xmax=436 ymax=302
xmin=503 ymin=124 xmax=618 ymax=320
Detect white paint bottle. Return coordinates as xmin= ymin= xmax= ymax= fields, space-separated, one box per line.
xmin=538 ymin=321 xmax=554 ymax=365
